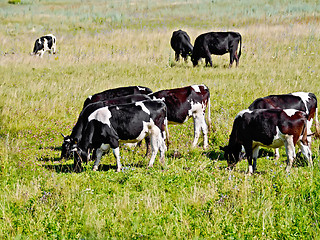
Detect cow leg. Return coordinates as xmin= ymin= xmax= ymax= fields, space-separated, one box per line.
xmin=192 ymin=112 xmax=208 ymax=149
xmin=297 ymin=140 xmax=313 ymax=167
xmin=93 ymin=144 xmax=110 ymax=171
xmin=244 ymin=143 xmax=254 ymax=174
xmin=274 ymin=148 xmax=280 ymax=160
xmin=39 ymin=49 xmax=45 ymax=58
xmin=307 ymin=118 xmax=313 ymax=148
xmin=252 ymin=146 xmax=260 ymax=172
xmin=112 ymin=147 xmax=122 ymax=172
xmin=229 ymin=43 xmax=239 ymax=67
xmin=205 ymin=56 xmax=213 ymax=67
xmin=52 ymin=44 xmax=56 ymax=54
xmin=283 ymin=136 xmax=295 ymax=172
xmin=158 ymin=135 xmax=166 ymax=166
xmin=192 ymin=114 xmax=201 ymax=148
xmin=175 ymin=52 xmax=180 ymax=62
xmin=148 ymin=127 xmax=164 ymax=168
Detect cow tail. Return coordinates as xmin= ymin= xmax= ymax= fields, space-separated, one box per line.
xmin=301 ymin=118 xmax=309 ymax=146
xmin=314 ymin=107 xmax=320 ymax=138
xmin=238 ymin=34 xmax=242 ymax=59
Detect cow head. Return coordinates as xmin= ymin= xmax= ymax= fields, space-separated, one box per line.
xmin=71 ymin=143 xmax=92 ymax=173
xmin=220 ymin=145 xmax=242 ymax=169
xmin=60 ymin=133 xmax=73 ymax=159
xmin=191 ymin=54 xmax=200 ymax=67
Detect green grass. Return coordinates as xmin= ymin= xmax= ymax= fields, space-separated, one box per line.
xmin=1 ymin=0 xmax=320 ymax=239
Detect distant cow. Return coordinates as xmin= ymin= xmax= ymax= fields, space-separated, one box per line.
xmin=220 ymin=109 xmax=312 ymax=174
xmin=72 ymin=99 xmax=167 ymax=173
xmin=149 ymin=84 xmax=211 ymax=149
xmin=248 ymin=92 xmax=320 ymax=159
xmin=192 ymin=31 xmax=242 ymax=68
xmin=83 ymin=86 xmax=153 ymax=108
xmin=61 ymin=94 xmax=151 ymax=159
xmin=170 ymin=30 xmax=193 ymax=62
xmin=32 ymin=34 xmax=56 ymax=57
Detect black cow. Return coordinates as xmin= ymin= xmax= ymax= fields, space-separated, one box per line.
xmin=220 ymin=109 xmax=312 ymax=174
xmin=170 ymin=30 xmax=193 ymax=62
xmin=72 ymin=99 xmax=167 ymax=172
xmin=149 ymin=84 xmax=211 ymax=149
xmin=191 ymin=31 xmax=242 ymax=68
xmin=248 ymin=92 xmax=320 ymax=159
xmin=32 ymin=34 xmax=56 ymax=57
xmin=83 ymin=86 xmax=153 ymax=108
xmin=61 ymin=94 xmax=151 ymax=159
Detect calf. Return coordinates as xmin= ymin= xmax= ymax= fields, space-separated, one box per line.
xmin=61 ymin=94 xmax=151 ymax=159
xmin=149 ymin=84 xmax=211 ymax=149
xmin=170 ymin=30 xmax=193 ymax=62
xmin=72 ymin=99 xmax=167 ymax=172
xmin=248 ymin=92 xmax=320 ymax=159
xmin=220 ymin=109 xmax=312 ymax=174
xmin=32 ymin=34 xmax=56 ymax=57
xmin=83 ymin=86 xmax=152 ymax=108
xmin=191 ymin=31 xmax=242 ymax=68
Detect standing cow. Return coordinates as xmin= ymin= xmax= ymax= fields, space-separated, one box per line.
xmin=61 ymin=94 xmax=151 ymax=160
xmin=72 ymin=99 xmax=167 ymax=173
xmin=32 ymin=34 xmax=56 ymax=57
xmin=149 ymin=84 xmax=211 ymax=149
xmin=220 ymin=109 xmax=312 ymax=174
xmin=192 ymin=31 xmax=242 ymax=68
xmin=83 ymin=86 xmax=153 ymax=108
xmin=248 ymin=92 xmax=319 ymax=159
xmin=170 ymin=30 xmax=193 ymax=62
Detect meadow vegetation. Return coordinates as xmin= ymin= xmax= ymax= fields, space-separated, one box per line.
xmin=1 ymin=0 xmax=320 ymax=238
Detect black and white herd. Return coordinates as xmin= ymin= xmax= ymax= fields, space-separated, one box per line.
xmin=53 ymin=29 xmax=318 ymax=175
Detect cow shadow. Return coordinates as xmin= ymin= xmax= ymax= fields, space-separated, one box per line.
xmin=43 ymin=162 xmax=74 ymax=173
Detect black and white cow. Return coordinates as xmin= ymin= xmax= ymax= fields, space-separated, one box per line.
xmin=191 ymin=31 xmax=242 ymax=68
xmin=248 ymin=92 xmax=320 ymax=159
xmin=83 ymin=86 xmax=153 ymax=108
xmin=72 ymin=99 xmax=167 ymax=173
xmin=32 ymin=34 xmax=56 ymax=57
xmin=220 ymin=109 xmax=312 ymax=174
xmin=170 ymin=30 xmax=193 ymax=62
xmin=149 ymin=84 xmax=211 ymax=149
xmin=61 ymin=94 xmax=151 ymax=159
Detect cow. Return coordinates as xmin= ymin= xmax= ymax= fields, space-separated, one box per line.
xmin=191 ymin=31 xmax=242 ymax=68
xmin=61 ymin=94 xmax=151 ymax=160
xmin=32 ymin=34 xmax=56 ymax=57
xmin=220 ymin=109 xmax=312 ymax=174
xmin=170 ymin=30 xmax=193 ymax=62
xmin=248 ymin=92 xmax=320 ymax=159
xmin=149 ymin=84 xmax=211 ymax=149
xmin=71 ymin=99 xmax=167 ymax=173
xmin=83 ymin=86 xmax=153 ymax=108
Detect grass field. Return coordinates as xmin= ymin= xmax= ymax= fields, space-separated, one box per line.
xmin=1 ymin=0 xmax=320 ymax=239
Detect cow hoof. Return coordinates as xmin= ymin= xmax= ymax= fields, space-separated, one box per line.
xmin=93 ymin=166 xmax=98 ymax=171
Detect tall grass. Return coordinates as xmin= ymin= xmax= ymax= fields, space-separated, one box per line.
xmin=1 ymin=0 xmax=320 ymax=238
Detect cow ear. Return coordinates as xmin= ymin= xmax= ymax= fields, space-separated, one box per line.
xmin=61 ymin=133 xmax=66 ymax=138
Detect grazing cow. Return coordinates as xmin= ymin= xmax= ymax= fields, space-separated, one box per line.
xmin=32 ymin=34 xmax=56 ymax=57
xmin=248 ymin=92 xmax=320 ymax=159
xmin=149 ymin=84 xmax=211 ymax=149
xmin=72 ymin=99 xmax=167 ymax=173
xmin=61 ymin=94 xmax=151 ymax=159
xmin=191 ymin=31 xmax=242 ymax=68
xmin=220 ymin=109 xmax=312 ymax=174
xmin=83 ymin=86 xmax=153 ymax=108
xmin=170 ymin=30 xmax=193 ymax=62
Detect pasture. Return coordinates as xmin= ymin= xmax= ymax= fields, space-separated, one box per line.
xmin=1 ymin=0 xmax=320 ymax=238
